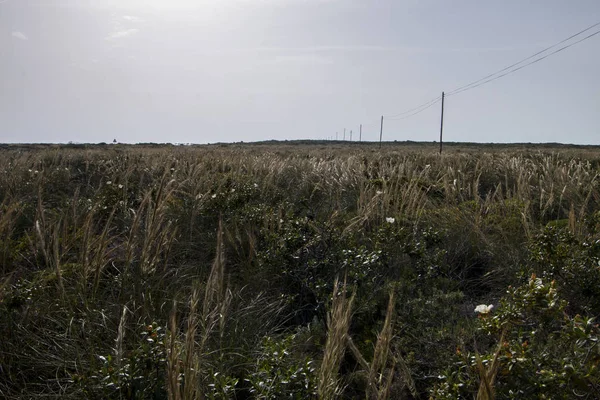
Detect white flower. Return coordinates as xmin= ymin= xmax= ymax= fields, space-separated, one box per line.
xmin=376 ymin=190 xmax=383 ymax=195
xmin=385 ymin=217 xmax=395 ymax=224
xmin=253 ymin=183 xmax=259 ymax=188
xmin=211 ymin=193 xmax=217 ymax=199
xmin=453 ymin=179 xmax=457 ymax=186
xmin=474 ymin=304 xmax=494 ymax=314
xmin=118 ymin=184 xmax=124 ymax=189
xmin=106 ymin=181 xmax=112 ymax=185
xmin=230 ymin=188 xmax=235 ymax=193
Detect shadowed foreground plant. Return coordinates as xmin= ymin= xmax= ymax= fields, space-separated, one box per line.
xmin=475 ymin=330 xmax=505 ymax=400
xmin=166 ymin=220 xmax=230 ymax=400
xmin=318 ymin=277 xmax=355 ymax=400
xmin=167 ymin=302 xmax=181 ymax=400
xmin=346 ymin=291 xmax=416 ymax=400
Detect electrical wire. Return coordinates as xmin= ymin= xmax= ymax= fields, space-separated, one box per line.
xmin=345 ymin=20 xmax=600 ymax=136
xmin=448 ymin=28 xmax=600 ymax=97
xmin=446 ymin=21 xmax=600 ymax=96
xmin=384 ymin=95 xmax=442 ymax=118
xmin=386 ymin=97 xmax=442 ymax=120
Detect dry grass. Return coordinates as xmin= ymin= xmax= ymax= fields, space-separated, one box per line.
xmin=475 ymin=330 xmax=506 ymax=400
xmin=164 ymin=220 xmax=231 ymax=400
xmin=318 ymin=277 xmax=355 ymax=400
xmin=1 ymin=143 xmax=599 ymax=398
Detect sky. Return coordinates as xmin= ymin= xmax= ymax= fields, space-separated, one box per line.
xmin=1 ymin=0 xmax=599 ymax=144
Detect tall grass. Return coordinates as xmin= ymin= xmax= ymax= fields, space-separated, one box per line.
xmin=1 ymin=143 xmax=599 ymax=398
xmin=318 ymin=277 xmax=354 ymax=399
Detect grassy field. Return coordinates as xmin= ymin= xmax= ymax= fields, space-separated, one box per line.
xmin=1 ymin=141 xmax=600 ymax=399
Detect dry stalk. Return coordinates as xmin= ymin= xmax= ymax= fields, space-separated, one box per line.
xmin=475 ymin=330 xmax=506 ymax=400
xmin=183 ymin=285 xmax=200 ymax=400
xmin=318 ymin=277 xmax=355 ymax=400
xmin=367 ymin=292 xmax=395 ymax=398
xmin=114 ymin=305 xmax=128 ymax=369
xmin=167 ymin=301 xmax=181 ymax=400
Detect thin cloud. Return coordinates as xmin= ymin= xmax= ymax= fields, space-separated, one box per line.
xmin=106 ymin=28 xmax=139 ymax=40
xmin=11 ymin=31 xmax=28 ymax=41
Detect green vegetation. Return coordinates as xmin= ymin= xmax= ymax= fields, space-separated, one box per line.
xmin=1 ymin=142 xmax=600 ymax=399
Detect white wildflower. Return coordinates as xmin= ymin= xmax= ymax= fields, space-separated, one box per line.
xmin=376 ymin=190 xmax=383 ymax=195
xmin=385 ymin=217 xmax=395 ymax=224
xmin=231 ymin=188 xmax=235 ymax=193
xmin=106 ymin=181 xmax=112 ymax=185
xmin=211 ymin=193 xmax=217 ymax=199
xmin=474 ymin=304 xmax=494 ymax=314
xmin=118 ymin=184 xmax=124 ymax=189
xmin=254 ymin=183 xmax=259 ymax=188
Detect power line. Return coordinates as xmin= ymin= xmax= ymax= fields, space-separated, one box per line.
xmin=446 ymin=21 xmax=600 ymax=96
xmin=341 ymin=20 xmax=600 ymax=143
xmin=448 ymin=28 xmax=600 ymax=97
xmin=381 ymin=21 xmax=600 ymax=122
xmin=384 ymin=95 xmax=442 ymax=118
xmin=360 ymin=118 xmax=385 ymax=129
xmin=386 ymin=97 xmax=442 ymax=121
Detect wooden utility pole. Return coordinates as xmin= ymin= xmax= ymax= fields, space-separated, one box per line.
xmin=350 ymin=130 xmax=353 ymax=141
xmin=439 ymin=92 xmax=445 ymax=154
xmin=343 ymin=128 xmax=346 ymax=141
xmin=359 ymin=124 xmax=362 ymax=142
xmin=379 ymin=116 xmax=384 ymax=148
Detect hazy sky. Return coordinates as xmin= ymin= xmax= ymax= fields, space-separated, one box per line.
xmin=1 ymin=0 xmax=599 ymax=144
